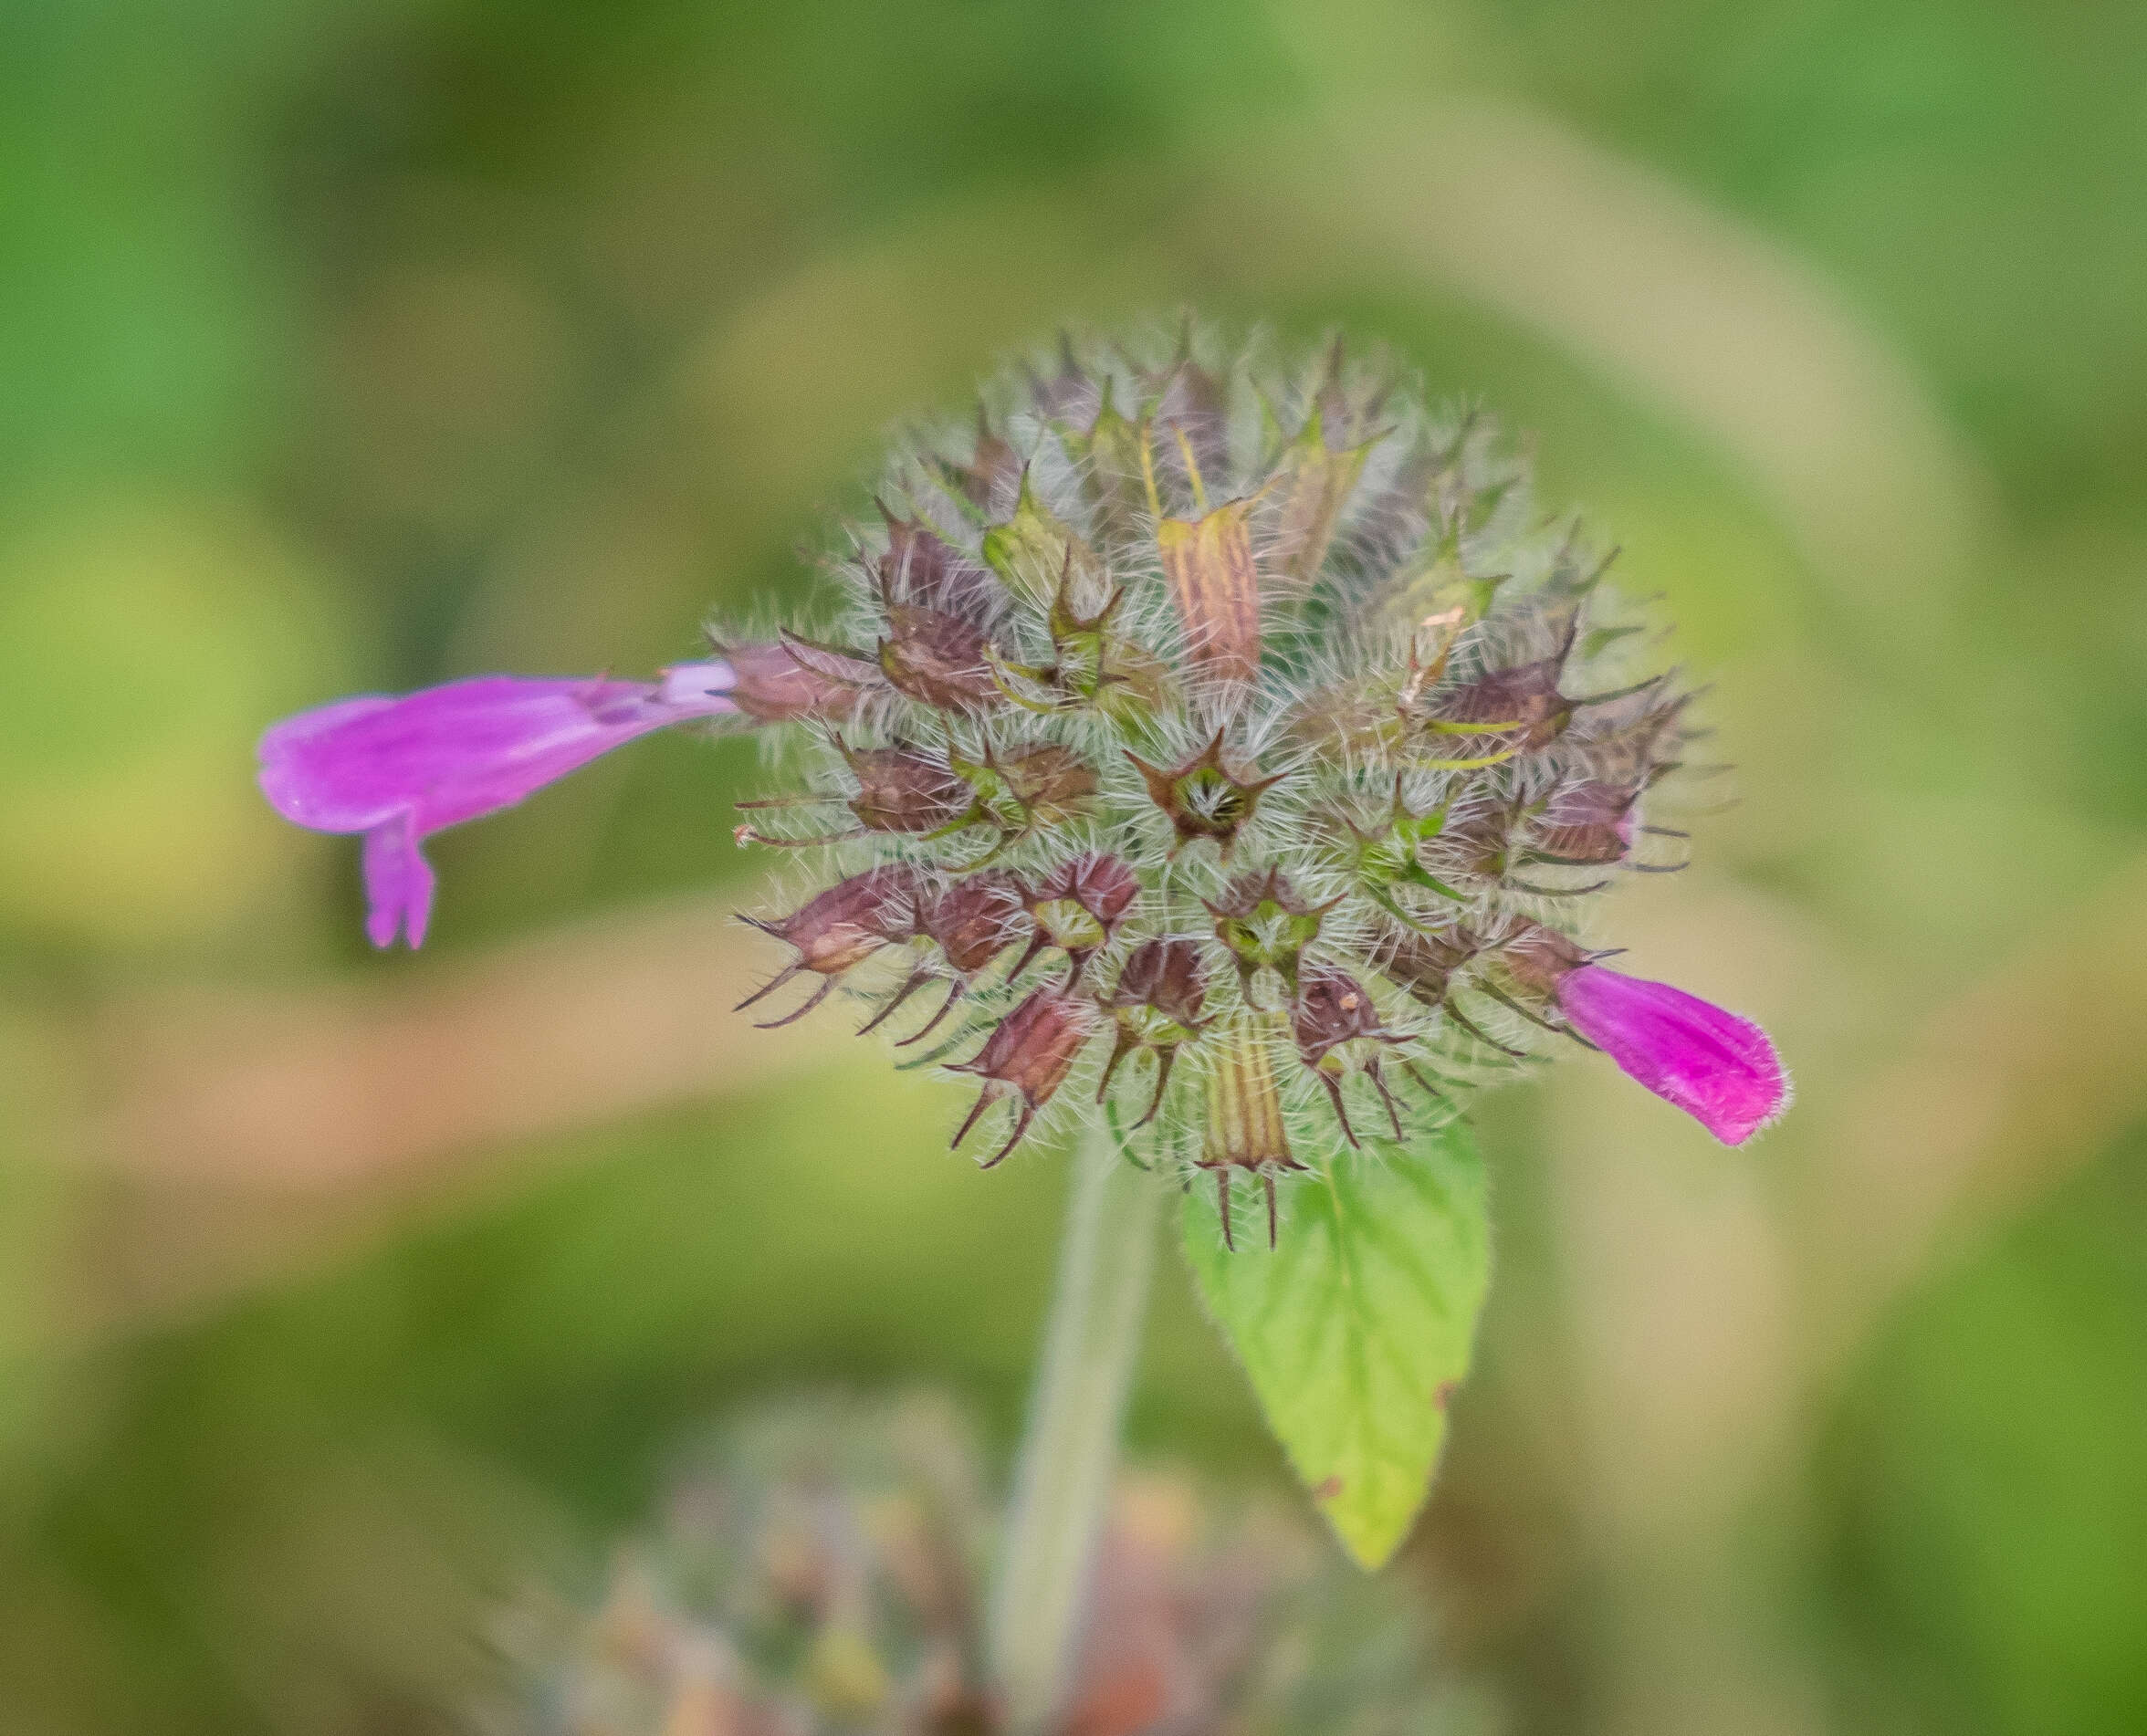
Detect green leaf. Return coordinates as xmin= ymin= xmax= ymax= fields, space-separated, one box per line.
xmin=1182 ymin=1122 xmax=1490 ymax=1569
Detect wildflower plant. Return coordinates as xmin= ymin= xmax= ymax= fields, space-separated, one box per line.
xmin=261 ymin=324 xmax=1786 ymax=1731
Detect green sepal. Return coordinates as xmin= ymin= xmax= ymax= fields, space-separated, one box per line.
xmin=981 ymin=470 xmax=1102 ymax=612
xmin=1055 ymin=378 xmax=1148 ymax=539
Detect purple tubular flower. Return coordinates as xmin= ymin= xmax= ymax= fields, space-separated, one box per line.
xmin=1555 ymin=965 xmax=1788 ymax=1145
xmin=259 ymin=661 xmax=739 ymax=948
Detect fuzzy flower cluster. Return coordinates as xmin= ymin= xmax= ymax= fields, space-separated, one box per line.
xmin=259 ymin=329 xmax=1786 ymax=1239
xmin=487 ymin=1395 xmax=1471 ymax=1736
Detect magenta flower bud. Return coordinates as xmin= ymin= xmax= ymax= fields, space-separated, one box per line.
xmin=1555 ymin=965 xmax=1788 ymax=1145
xmin=258 ymin=662 xmax=739 ymax=948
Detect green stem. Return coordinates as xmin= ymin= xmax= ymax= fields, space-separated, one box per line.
xmin=988 ymin=1117 xmax=1163 ymax=1731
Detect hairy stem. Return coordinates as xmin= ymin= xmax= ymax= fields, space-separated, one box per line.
xmin=988 ymin=1117 xmax=1163 ymax=1731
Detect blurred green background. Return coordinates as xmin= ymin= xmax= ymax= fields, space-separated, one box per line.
xmin=5 ymin=0 xmax=2147 ymax=1731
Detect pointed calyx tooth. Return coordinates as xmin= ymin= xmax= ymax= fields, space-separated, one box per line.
xmin=1334 ymin=777 xmax=1462 ymax=914
xmin=949 ymin=988 xmax=1097 ymax=1167
xmin=1048 ymin=580 xmax=1172 ymax=715
xmin=990 ymin=576 xmax=1173 ymax=722
xmin=946 ymin=740 xmax=1099 ymax=848
xmin=1378 ymin=924 xmax=1531 ymax=1060
xmin=864 ymin=870 xmax=1034 ymax=1043
xmin=1097 ymin=937 xmax=1211 ymax=1126
xmin=1018 ymin=852 xmax=1138 ymax=986
xmin=1562 ymin=679 xmax=1693 ymax=788
xmin=736 ymin=865 xmax=925 ymax=1027
xmin=1204 ymin=868 xmax=1339 ymax=1002
xmin=1126 ymin=730 xmax=1283 ymax=856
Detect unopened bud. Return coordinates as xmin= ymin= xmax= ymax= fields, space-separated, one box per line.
xmin=950 ymin=989 xmax=1097 ymax=1167
xmin=737 ymin=866 xmax=924 ymax=1028
xmin=842 ymin=740 xmax=975 ymax=835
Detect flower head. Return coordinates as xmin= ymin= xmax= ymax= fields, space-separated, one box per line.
xmin=505 ymin=1394 xmax=1464 ymax=1736
xmin=711 ymin=326 xmax=1785 ymax=1178
xmin=258 ymin=326 xmax=1788 ymax=1191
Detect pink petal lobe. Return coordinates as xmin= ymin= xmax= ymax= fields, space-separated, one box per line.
xmin=1557 ymin=965 xmax=1787 ymax=1145
xmin=361 ymin=815 xmax=436 ymax=948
